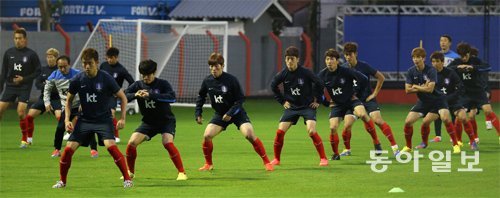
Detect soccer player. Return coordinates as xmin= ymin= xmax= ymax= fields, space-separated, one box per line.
xmin=402 ymin=47 xmax=460 ymax=154
xmin=100 ymin=47 xmax=134 ymax=143
xmin=342 ymin=42 xmax=398 ymax=156
xmin=269 ymin=46 xmax=328 ymax=166
xmin=45 ymin=55 xmax=99 ymax=158
xmin=318 ymin=49 xmax=382 ymax=160
xmin=469 ymin=47 xmax=492 ymax=133
xmin=431 ymin=34 xmax=461 ymax=143
xmin=425 ymin=52 xmax=478 ymax=150
xmin=0 ymin=28 xmax=41 ymax=148
xmin=124 ymin=59 xmax=187 ymax=180
xmin=196 ymin=52 xmax=273 ymax=171
xmin=23 ymin=48 xmax=62 ymax=146
xmin=448 ymin=43 xmax=499 ymax=142
xmin=52 ymin=48 xmax=132 ymax=188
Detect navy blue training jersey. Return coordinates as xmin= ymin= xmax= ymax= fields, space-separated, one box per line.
xmin=195 ymin=72 xmax=245 ymax=117
xmin=270 ymin=66 xmax=323 ymax=109
xmin=405 ymin=64 xmax=443 ymax=103
xmin=36 ymin=65 xmax=59 ymax=99
xmin=448 ymin=56 xmax=491 ymax=94
xmin=317 ymin=66 xmax=366 ymax=105
xmin=436 ymin=67 xmax=463 ymax=104
xmin=126 ymin=78 xmax=176 ymax=124
xmin=100 ymin=62 xmax=134 ymax=87
xmin=68 ymin=70 xmax=120 ymax=122
xmin=0 ymin=47 xmax=41 ymax=91
xmin=343 ymin=60 xmax=378 ymax=100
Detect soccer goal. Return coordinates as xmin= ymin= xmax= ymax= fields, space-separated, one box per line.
xmin=73 ymin=19 xmax=228 ymax=113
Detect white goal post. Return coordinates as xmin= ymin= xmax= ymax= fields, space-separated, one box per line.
xmin=73 ymin=19 xmax=228 ymax=113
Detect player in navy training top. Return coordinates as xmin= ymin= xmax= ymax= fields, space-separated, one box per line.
xmin=100 ymin=47 xmax=134 ymax=142
xmin=195 ymin=53 xmax=273 ymax=171
xmin=342 ymin=42 xmax=399 ymax=155
xmin=448 ymin=42 xmax=499 ymax=141
xmin=469 ymin=47 xmax=493 ymax=132
xmin=269 ymin=46 xmax=328 ymax=167
xmin=52 ymin=48 xmax=132 ymax=189
xmin=317 ymin=48 xmax=382 ymax=160
xmin=402 ymin=47 xmax=460 ymax=154
xmin=23 ymin=48 xmax=62 ymax=145
xmin=0 ymin=28 xmax=41 ymax=148
xmin=430 ymin=52 xmax=478 ymax=150
xmin=124 ymin=59 xmax=187 ymax=181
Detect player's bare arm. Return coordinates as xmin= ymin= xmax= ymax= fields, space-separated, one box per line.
xmin=115 ymin=90 xmax=127 ymax=130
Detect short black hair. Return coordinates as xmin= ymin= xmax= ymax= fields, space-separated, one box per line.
xmin=139 ymin=59 xmax=157 ymax=75
xmin=57 ymin=55 xmax=71 ymax=64
xmin=441 ymin=34 xmax=452 ymax=42
xmin=14 ymin=28 xmax=27 ymax=38
xmin=430 ymin=51 xmax=444 ymax=62
xmin=285 ymin=46 xmax=299 ymax=58
xmin=106 ymin=47 xmax=119 ymax=57
xmin=456 ymin=42 xmax=471 ymax=57
xmin=324 ymin=48 xmax=340 ymax=60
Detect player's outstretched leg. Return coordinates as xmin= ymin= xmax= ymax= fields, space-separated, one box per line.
xmin=329 ymin=130 xmax=340 ymax=160
xmin=248 ymin=137 xmax=273 ymax=171
xmin=164 ymin=142 xmax=188 ymax=179
xmin=271 ymin=129 xmax=286 ymax=165
xmin=309 ymin=132 xmax=328 ymax=166
xmin=125 ymin=144 xmax=137 ymax=178
xmin=199 ymin=140 xmax=214 ymax=171
xmin=107 ymin=144 xmax=131 ymax=183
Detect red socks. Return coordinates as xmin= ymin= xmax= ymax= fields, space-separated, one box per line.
xmin=202 ymin=140 xmax=213 ymax=165
xmin=486 ymin=112 xmax=500 ymax=135
xmin=309 ymin=132 xmax=326 ymax=159
xmin=164 ymin=142 xmax=185 ymax=173
xmin=463 ymin=121 xmax=476 ymax=143
xmin=125 ymin=144 xmax=137 ymax=173
xmin=251 ymin=138 xmax=270 ymax=164
xmin=363 ymin=120 xmax=380 ymax=144
xmin=107 ymin=145 xmax=130 ymax=180
xmin=377 ymin=122 xmax=397 ymax=146
xmin=445 ymin=122 xmax=458 ymax=146
xmin=112 ymin=118 xmax=119 ymax=138
xmin=59 ymin=147 xmax=75 ymax=184
xmin=19 ymin=118 xmax=28 ymax=142
xmin=421 ymin=125 xmax=430 ymax=145
xmin=329 ymin=131 xmax=339 ymax=155
xmin=341 ymin=129 xmax=351 ymax=150
xmin=25 ymin=115 xmax=34 ymax=138
xmin=404 ymin=125 xmax=413 ymax=148
xmin=273 ymin=129 xmax=285 ymax=161
xmin=454 ymin=119 xmax=463 ymax=142
xmin=470 ymin=118 xmax=478 ymax=139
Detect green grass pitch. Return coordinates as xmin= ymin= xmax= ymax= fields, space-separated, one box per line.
xmin=0 ymin=99 xmax=499 ymax=197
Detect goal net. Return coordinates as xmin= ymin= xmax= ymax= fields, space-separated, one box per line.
xmin=73 ymin=19 xmax=228 ymax=112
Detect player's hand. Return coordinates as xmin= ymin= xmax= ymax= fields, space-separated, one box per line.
xmin=283 ymin=101 xmax=291 ymax=109
xmin=45 ymin=105 xmax=54 ymax=115
xmin=309 ymin=102 xmax=319 ymax=109
xmin=65 ymin=121 xmax=74 ymax=132
xmin=366 ymin=94 xmax=375 ymax=102
xmin=351 ymin=95 xmax=358 ymax=100
xmin=222 ymin=114 xmax=232 ymax=122
xmin=116 ymin=119 xmax=125 ymax=130
xmin=196 ymin=116 xmax=203 ymax=125
xmin=13 ymin=75 xmax=23 ymax=85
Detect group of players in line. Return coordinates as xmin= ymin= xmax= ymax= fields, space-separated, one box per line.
xmin=0 ymin=29 xmax=498 ymax=189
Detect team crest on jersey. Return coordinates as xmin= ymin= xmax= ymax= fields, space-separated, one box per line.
xmin=298 ymin=78 xmax=304 ymax=85
xmin=444 ymin=78 xmax=450 ymax=85
xmin=96 ymin=83 xmax=103 ymax=91
xmin=22 ymin=56 xmax=27 ymax=63
xmin=153 ymin=89 xmax=160 ymax=94
xmin=221 ymin=85 xmax=227 ymax=93
xmin=423 ymin=75 xmax=429 ymax=81
xmin=113 ymin=73 xmax=118 ymax=78
xmin=339 ymin=78 xmax=345 ymax=84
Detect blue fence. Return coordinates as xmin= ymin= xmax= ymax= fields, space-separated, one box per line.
xmin=344 ymin=15 xmax=499 ymax=72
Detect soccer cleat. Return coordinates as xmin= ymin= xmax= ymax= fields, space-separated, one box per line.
xmin=176 ymin=172 xmax=188 ymax=180
xmin=90 ymin=149 xmax=99 ymax=158
xmin=51 ymin=149 xmax=61 ymax=158
xmin=374 ymin=143 xmax=383 ymax=156
xmin=52 ymin=180 xmax=66 ymax=188
xmin=452 ymin=145 xmax=461 ymax=154
xmin=415 ymin=142 xmax=427 ymax=149
xmin=198 ymin=164 xmax=214 ymax=171
xmin=340 ymin=149 xmax=351 ymax=156
xmin=330 ymin=154 xmax=340 ymax=160
xmin=486 ymin=121 xmax=493 ymax=130
xmin=401 ymin=146 xmax=412 ymax=153
xmin=123 ymin=180 xmax=133 ymax=188
xmin=115 ymin=137 xmax=121 ymax=143
xmin=457 ymin=141 xmax=463 ymax=147
xmin=20 ymin=141 xmax=28 ymax=149
xmin=319 ymin=158 xmax=328 ymax=166
xmin=430 ymin=136 xmax=442 ymax=143
xmin=474 ymin=138 xmax=479 ymax=144
xmin=27 ymin=137 xmax=33 ymax=145
xmin=270 ymin=158 xmax=280 ymax=166
xmin=265 ymin=163 xmax=274 ymax=171
xmin=391 ymin=145 xmax=400 ymax=156
xmin=120 ymin=170 xmax=135 ymax=180
xmin=470 ymin=141 xmax=479 ymax=151
xmin=63 ymin=132 xmax=71 ymax=141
